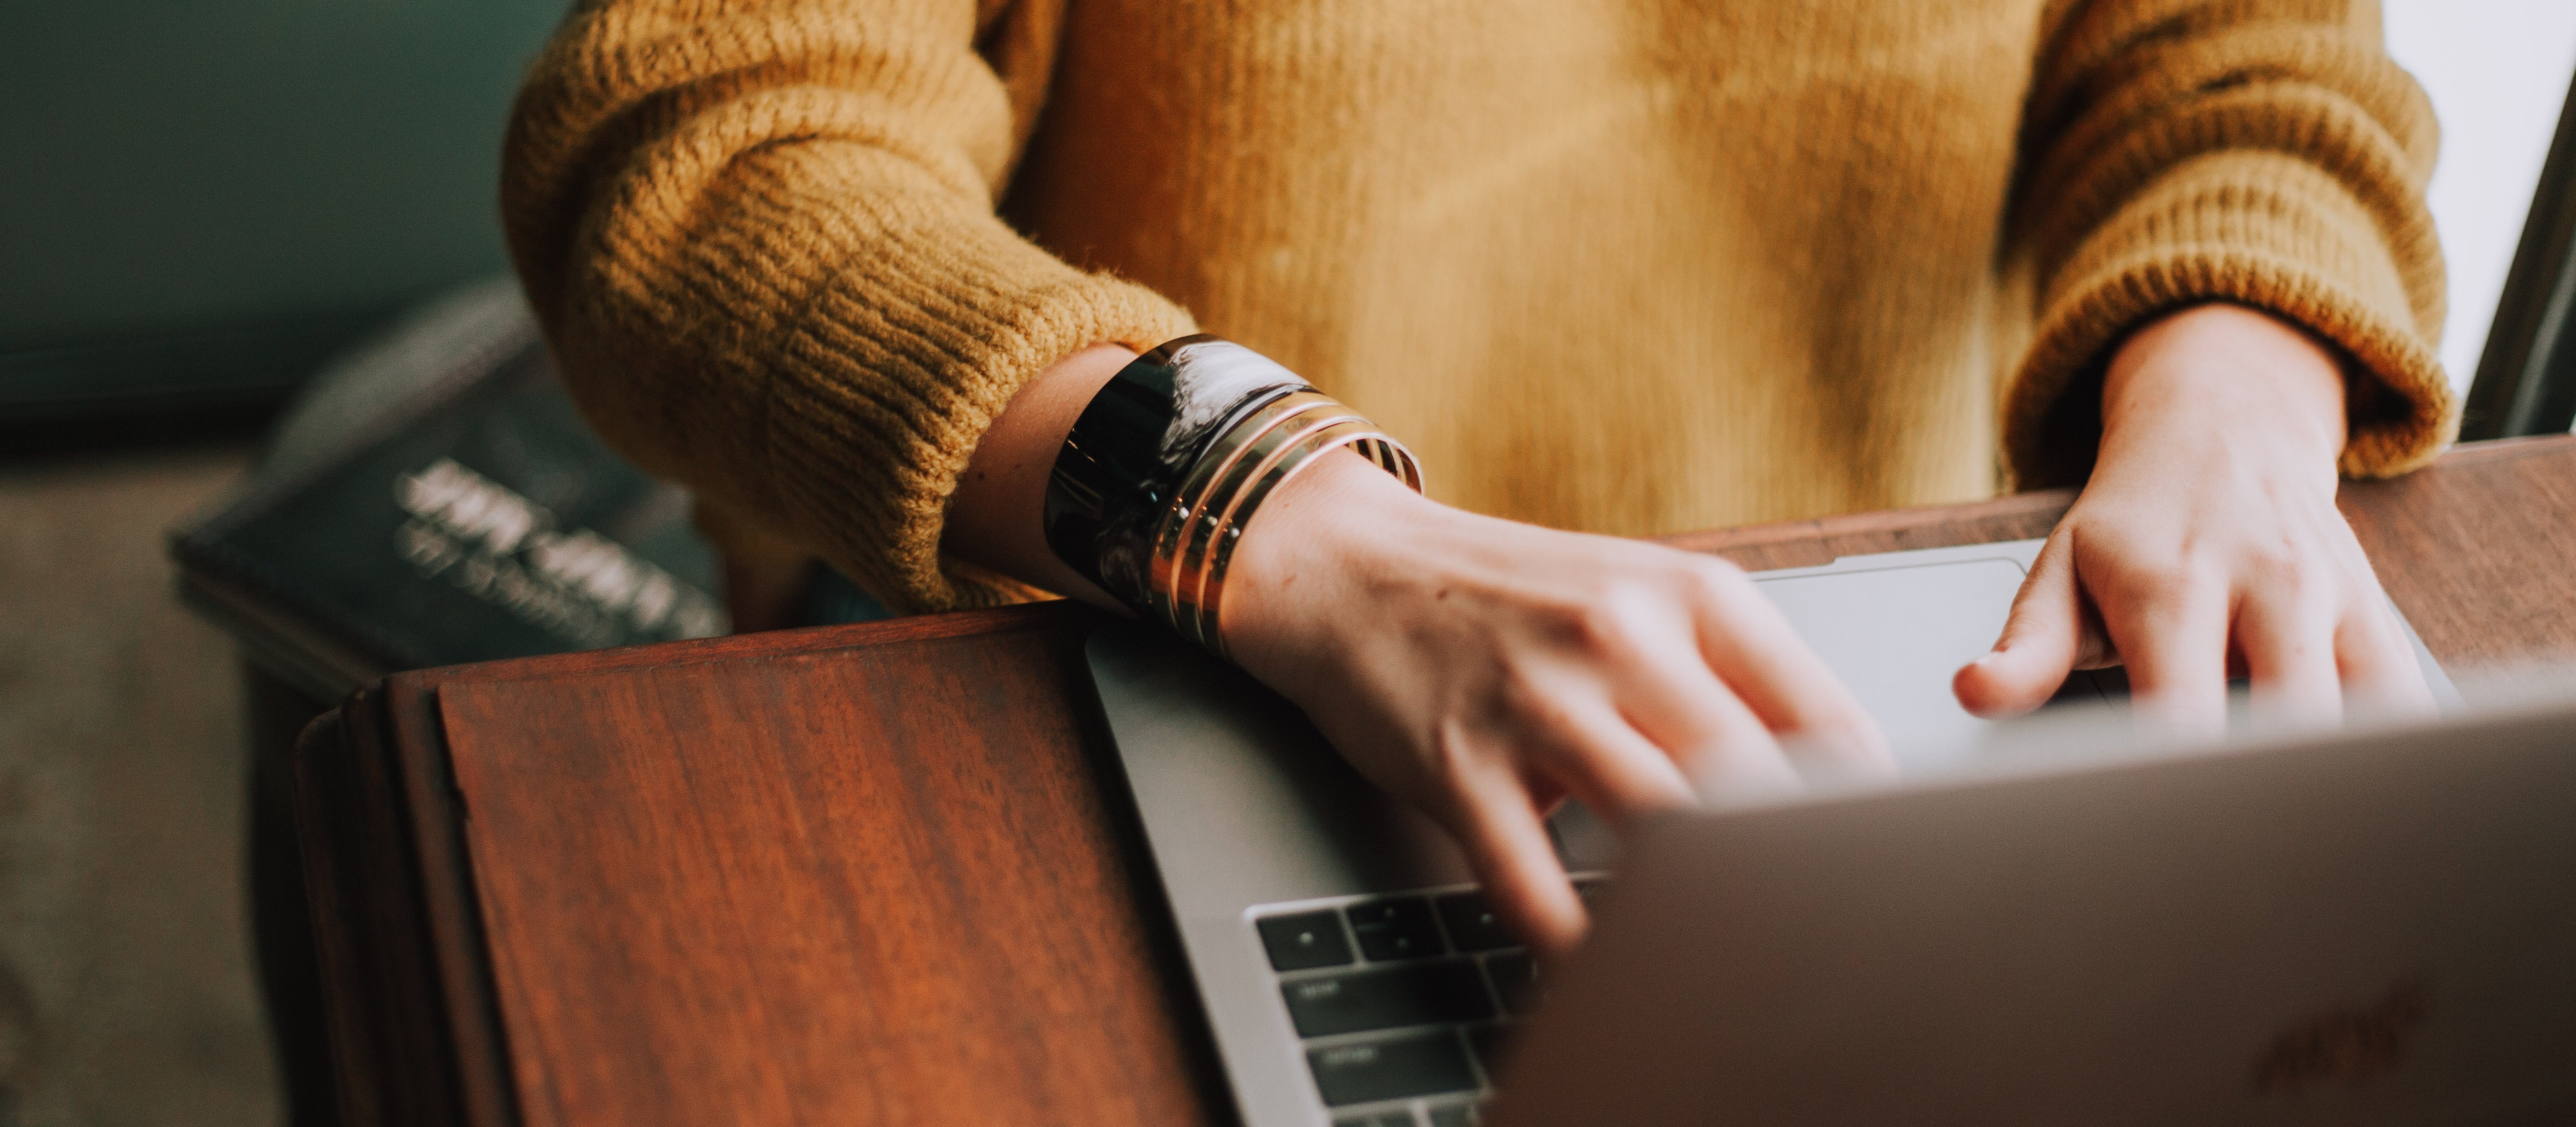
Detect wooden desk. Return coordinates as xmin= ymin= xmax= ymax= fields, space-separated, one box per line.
xmin=296 ymin=436 xmax=2576 ymax=1127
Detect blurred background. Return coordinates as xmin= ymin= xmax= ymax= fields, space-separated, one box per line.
xmin=0 ymin=1 xmax=2570 ymax=1124
xmin=2 ymin=5 xmax=565 ymax=1124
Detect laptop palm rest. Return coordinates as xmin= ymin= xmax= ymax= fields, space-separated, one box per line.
xmin=1090 ymin=623 xmax=1481 ymax=905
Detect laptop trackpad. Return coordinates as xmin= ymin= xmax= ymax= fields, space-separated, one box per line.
xmin=1756 ymin=549 xmax=2457 ymax=774
xmin=1756 ymin=556 xmax=2034 ymax=772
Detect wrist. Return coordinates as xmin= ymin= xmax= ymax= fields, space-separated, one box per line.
xmin=1219 ymin=447 xmax=1438 ymax=662
xmin=2100 ymin=304 xmax=2347 ymax=471
xmin=1032 ymin=334 xmax=1424 ymax=651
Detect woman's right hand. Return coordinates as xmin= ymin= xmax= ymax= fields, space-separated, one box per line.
xmin=1220 ymin=451 xmax=1892 ymax=958
xmin=941 ymin=345 xmax=1888 ymax=957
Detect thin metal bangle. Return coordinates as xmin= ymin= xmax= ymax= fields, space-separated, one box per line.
xmin=1159 ymin=396 xmax=1354 ymax=641
xmin=1193 ymin=420 xmax=1421 ymax=655
xmin=1145 ymin=391 xmax=1344 ymax=634
xmin=1174 ymin=408 xmax=1370 ymax=648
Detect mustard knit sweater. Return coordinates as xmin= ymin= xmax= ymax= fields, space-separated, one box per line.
xmin=503 ymin=0 xmax=2455 ymax=613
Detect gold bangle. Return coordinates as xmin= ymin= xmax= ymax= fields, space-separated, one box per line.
xmin=1169 ymin=400 xmax=1365 ymax=647
xmin=1192 ymin=418 xmax=1420 ymax=656
xmin=1178 ymin=411 xmax=1364 ymax=647
xmin=1146 ymin=392 xmax=1344 ymax=638
xmin=1132 ymin=384 xmax=1420 ymax=654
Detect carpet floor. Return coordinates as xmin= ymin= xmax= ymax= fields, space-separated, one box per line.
xmin=0 ymin=443 xmax=278 ymax=1127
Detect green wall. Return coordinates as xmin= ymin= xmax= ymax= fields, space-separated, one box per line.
xmin=1 ymin=0 xmax=566 ymax=351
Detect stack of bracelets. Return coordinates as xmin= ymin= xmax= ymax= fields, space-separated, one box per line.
xmin=1043 ymin=334 xmax=1423 ymax=657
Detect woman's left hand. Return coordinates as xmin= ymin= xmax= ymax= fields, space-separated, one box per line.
xmin=1954 ymin=303 xmax=2435 ymax=732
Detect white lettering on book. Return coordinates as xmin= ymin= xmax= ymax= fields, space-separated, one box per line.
xmin=394 ymin=458 xmax=729 ymax=646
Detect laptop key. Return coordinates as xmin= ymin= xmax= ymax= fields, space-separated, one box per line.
xmin=1434 ymin=891 xmax=1514 ymax=952
xmin=1308 ymin=1030 xmax=1479 ymax=1106
xmin=1257 ymin=909 xmax=1355 ymax=971
xmin=1283 ymin=959 xmax=1496 ymax=1037
xmin=1483 ymin=951 xmax=1543 ymax=1017
xmin=1347 ymin=896 xmax=1444 ymax=961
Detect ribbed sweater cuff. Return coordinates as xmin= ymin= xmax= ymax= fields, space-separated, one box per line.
xmin=2005 ymin=155 xmax=2457 ymax=488
xmin=764 ymin=255 xmax=1197 ymax=614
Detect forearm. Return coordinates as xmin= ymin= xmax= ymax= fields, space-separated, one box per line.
xmin=939 ymin=344 xmax=1137 ymax=610
xmin=505 ymin=1 xmax=1196 ymax=613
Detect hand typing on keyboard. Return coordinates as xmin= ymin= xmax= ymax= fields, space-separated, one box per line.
xmin=1220 ymin=451 xmax=1892 ymax=957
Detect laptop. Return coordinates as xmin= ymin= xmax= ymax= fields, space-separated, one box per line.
xmin=1084 ymin=539 xmax=2574 ymax=1125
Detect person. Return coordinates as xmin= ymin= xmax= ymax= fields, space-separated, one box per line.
xmin=502 ymin=0 xmax=2455 ymax=957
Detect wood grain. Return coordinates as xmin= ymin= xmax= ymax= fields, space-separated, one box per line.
xmin=432 ymin=616 xmax=1217 ymax=1127
xmin=297 ymin=436 xmax=2576 ymax=1127
xmin=2335 ymin=436 xmax=2576 ymax=665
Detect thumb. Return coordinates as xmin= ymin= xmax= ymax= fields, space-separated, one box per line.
xmin=1955 ymin=532 xmax=2088 ymax=719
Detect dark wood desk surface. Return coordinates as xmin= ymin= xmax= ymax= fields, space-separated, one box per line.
xmin=296 ymin=436 xmax=2576 ymax=1127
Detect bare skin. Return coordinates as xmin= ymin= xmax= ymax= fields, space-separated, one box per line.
xmin=1952 ymin=304 xmax=2434 ymax=732
xmin=942 ymin=302 xmax=2429 ymax=957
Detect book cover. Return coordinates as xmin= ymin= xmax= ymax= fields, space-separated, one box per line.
xmin=171 ymin=289 xmax=729 ymax=700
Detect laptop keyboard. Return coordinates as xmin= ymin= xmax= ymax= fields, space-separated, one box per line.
xmin=1253 ymin=877 xmax=1607 ymax=1126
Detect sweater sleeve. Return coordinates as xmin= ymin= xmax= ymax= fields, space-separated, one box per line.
xmin=501 ymin=0 xmax=1198 ymax=612
xmin=2002 ymin=0 xmax=2455 ymax=489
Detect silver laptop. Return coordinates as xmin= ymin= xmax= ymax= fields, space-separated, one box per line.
xmin=1085 ymin=540 xmax=2569 ymax=1126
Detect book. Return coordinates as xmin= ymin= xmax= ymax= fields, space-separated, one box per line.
xmin=170 ymin=281 xmax=731 ymax=702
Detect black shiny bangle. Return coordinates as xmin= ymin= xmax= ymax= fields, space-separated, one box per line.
xmin=1042 ymin=335 xmax=1309 ymax=615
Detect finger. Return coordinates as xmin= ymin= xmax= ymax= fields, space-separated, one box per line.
xmin=1519 ymin=692 xmax=1701 ymax=825
xmin=1605 ymin=652 xmax=1813 ymax=800
xmin=2335 ymin=596 xmax=2438 ymax=720
xmin=1683 ymin=563 xmax=1893 ymax=773
xmin=1591 ymin=606 xmax=1800 ymax=774
xmin=1955 ymin=531 xmax=2096 ymax=719
xmin=2098 ymin=562 xmax=2231 ymax=736
xmin=2232 ymin=585 xmax=2342 ymax=731
xmin=1434 ymin=762 xmax=1586 ymax=957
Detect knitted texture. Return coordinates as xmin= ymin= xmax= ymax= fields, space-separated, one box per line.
xmin=503 ymin=0 xmax=2452 ymax=613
